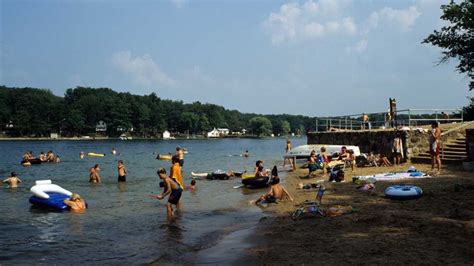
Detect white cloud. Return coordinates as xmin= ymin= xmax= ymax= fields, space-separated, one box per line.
xmin=170 ymin=0 xmax=186 ymax=8
xmin=369 ymin=6 xmax=421 ymax=31
xmin=346 ymin=38 xmax=368 ymax=53
xmin=111 ymin=51 xmax=175 ymax=88
xmin=263 ymin=0 xmax=356 ymax=44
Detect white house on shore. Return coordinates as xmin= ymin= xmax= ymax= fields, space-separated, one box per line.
xmin=162 ymin=130 xmax=171 ymax=139
xmin=207 ymin=128 xmax=230 ymax=138
xmin=207 ymin=128 xmax=219 ymax=138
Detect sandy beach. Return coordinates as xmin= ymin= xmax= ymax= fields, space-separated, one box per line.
xmin=234 ymin=163 xmax=474 ymax=265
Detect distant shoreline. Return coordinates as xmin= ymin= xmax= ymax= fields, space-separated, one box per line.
xmin=0 ymin=135 xmax=299 ymax=141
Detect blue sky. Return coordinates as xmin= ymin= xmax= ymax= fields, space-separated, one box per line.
xmin=1 ymin=0 xmax=472 ymax=116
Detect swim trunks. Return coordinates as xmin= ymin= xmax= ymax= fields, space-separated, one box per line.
xmin=265 ymin=195 xmax=277 ymax=203
xmin=118 ymin=175 xmax=126 ymax=182
xmin=179 ymin=159 xmax=184 ymax=167
xmin=168 ymin=186 xmax=182 ymax=205
xmin=430 ymin=141 xmax=440 ymax=156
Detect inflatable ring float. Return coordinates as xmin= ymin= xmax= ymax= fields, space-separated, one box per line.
xmin=384 ymin=185 xmax=423 ymax=200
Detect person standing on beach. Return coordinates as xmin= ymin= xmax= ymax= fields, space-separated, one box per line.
xmin=430 ymin=121 xmax=442 ymax=173
xmin=392 ymin=132 xmax=403 ymax=165
xmin=89 ymin=164 xmax=101 ymax=183
xmin=3 ymin=172 xmax=22 ymax=188
xmin=283 ymin=140 xmax=293 ymax=168
xmin=117 ymin=160 xmax=127 ymax=182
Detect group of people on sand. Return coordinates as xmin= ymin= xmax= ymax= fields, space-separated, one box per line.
xmin=22 ymin=150 xmax=60 ymax=164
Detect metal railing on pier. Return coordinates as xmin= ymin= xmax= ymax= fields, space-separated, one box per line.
xmin=314 ymin=108 xmax=463 ymax=132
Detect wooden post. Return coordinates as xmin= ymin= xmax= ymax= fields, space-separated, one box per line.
xmin=293 ymin=156 xmax=297 ymax=170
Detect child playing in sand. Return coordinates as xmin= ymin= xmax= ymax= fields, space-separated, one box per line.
xmin=151 ymin=168 xmax=182 ymax=219
xmin=3 ymin=172 xmax=22 ymax=188
xmin=255 ymin=177 xmax=293 ymax=205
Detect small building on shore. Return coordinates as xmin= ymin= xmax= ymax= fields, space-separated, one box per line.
xmin=163 ymin=130 xmax=171 ymax=139
xmin=207 ymin=128 xmax=220 ymax=138
xmin=207 ymin=128 xmax=230 ymax=138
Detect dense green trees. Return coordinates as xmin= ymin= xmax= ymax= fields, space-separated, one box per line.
xmin=0 ymin=86 xmax=316 ymax=137
xmin=423 ymin=0 xmax=474 ymax=90
xmin=249 ymin=116 xmax=273 ymax=137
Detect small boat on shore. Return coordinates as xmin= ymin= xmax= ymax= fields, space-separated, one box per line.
xmin=284 ymin=144 xmax=361 ymax=159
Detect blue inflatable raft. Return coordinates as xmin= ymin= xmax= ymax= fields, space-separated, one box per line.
xmin=29 ymin=192 xmax=71 ymax=210
xmin=29 ymin=180 xmax=86 ymax=211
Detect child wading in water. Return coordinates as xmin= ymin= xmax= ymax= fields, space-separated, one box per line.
xmin=151 ymin=168 xmax=183 ymax=220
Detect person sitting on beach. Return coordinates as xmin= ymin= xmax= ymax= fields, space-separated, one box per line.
xmin=3 ymin=172 xmax=22 ymax=188
xmin=39 ymin=152 xmax=47 ymax=162
xmin=255 ymin=177 xmax=293 ymax=205
xmin=346 ymin=149 xmax=355 ymax=171
xmin=338 ymin=146 xmax=348 ymax=160
xmin=307 ymin=150 xmax=318 ymax=176
xmin=117 ymin=160 xmax=127 ymax=182
xmin=63 ymin=193 xmax=86 ymax=212
xmin=255 ymin=160 xmax=269 ymax=177
xmin=89 ymin=164 xmax=101 ymax=183
xmin=47 ymin=150 xmax=54 ymax=163
xmin=377 ymin=154 xmax=392 ymax=167
xmin=151 ymin=168 xmax=182 ymax=219
xmin=366 ymin=152 xmax=378 ymax=167
xmin=170 ymin=155 xmax=184 ymax=189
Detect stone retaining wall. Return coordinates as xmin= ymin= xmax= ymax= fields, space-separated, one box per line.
xmin=307 ymin=129 xmax=433 ymax=159
xmin=467 ymin=129 xmax=474 ymax=161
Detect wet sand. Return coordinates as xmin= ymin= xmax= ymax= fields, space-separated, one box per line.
xmin=233 ymin=163 xmax=474 ymax=264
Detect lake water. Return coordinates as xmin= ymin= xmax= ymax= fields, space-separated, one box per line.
xmin=0 ymin=138 xmax=305 ymax=264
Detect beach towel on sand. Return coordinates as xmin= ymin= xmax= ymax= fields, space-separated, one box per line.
xmin=354 ymin=167 xmax=430 ymax=181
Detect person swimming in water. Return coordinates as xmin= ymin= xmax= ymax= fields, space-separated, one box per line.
xmin=151 ymin=168 xmax=182 ymax=219
xmin=3 ymin=172 xmax=22 ymax=188
xmin=63 ymin=193 xmax=86 ymax=212
xmin=79 ymin=151 xmax=85 ymax=159
xmin=187 ymin=179 xmax=196 ymax=191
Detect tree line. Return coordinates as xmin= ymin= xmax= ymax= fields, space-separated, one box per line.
xmin=0 ymin=86 xmax=316 ymax=137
